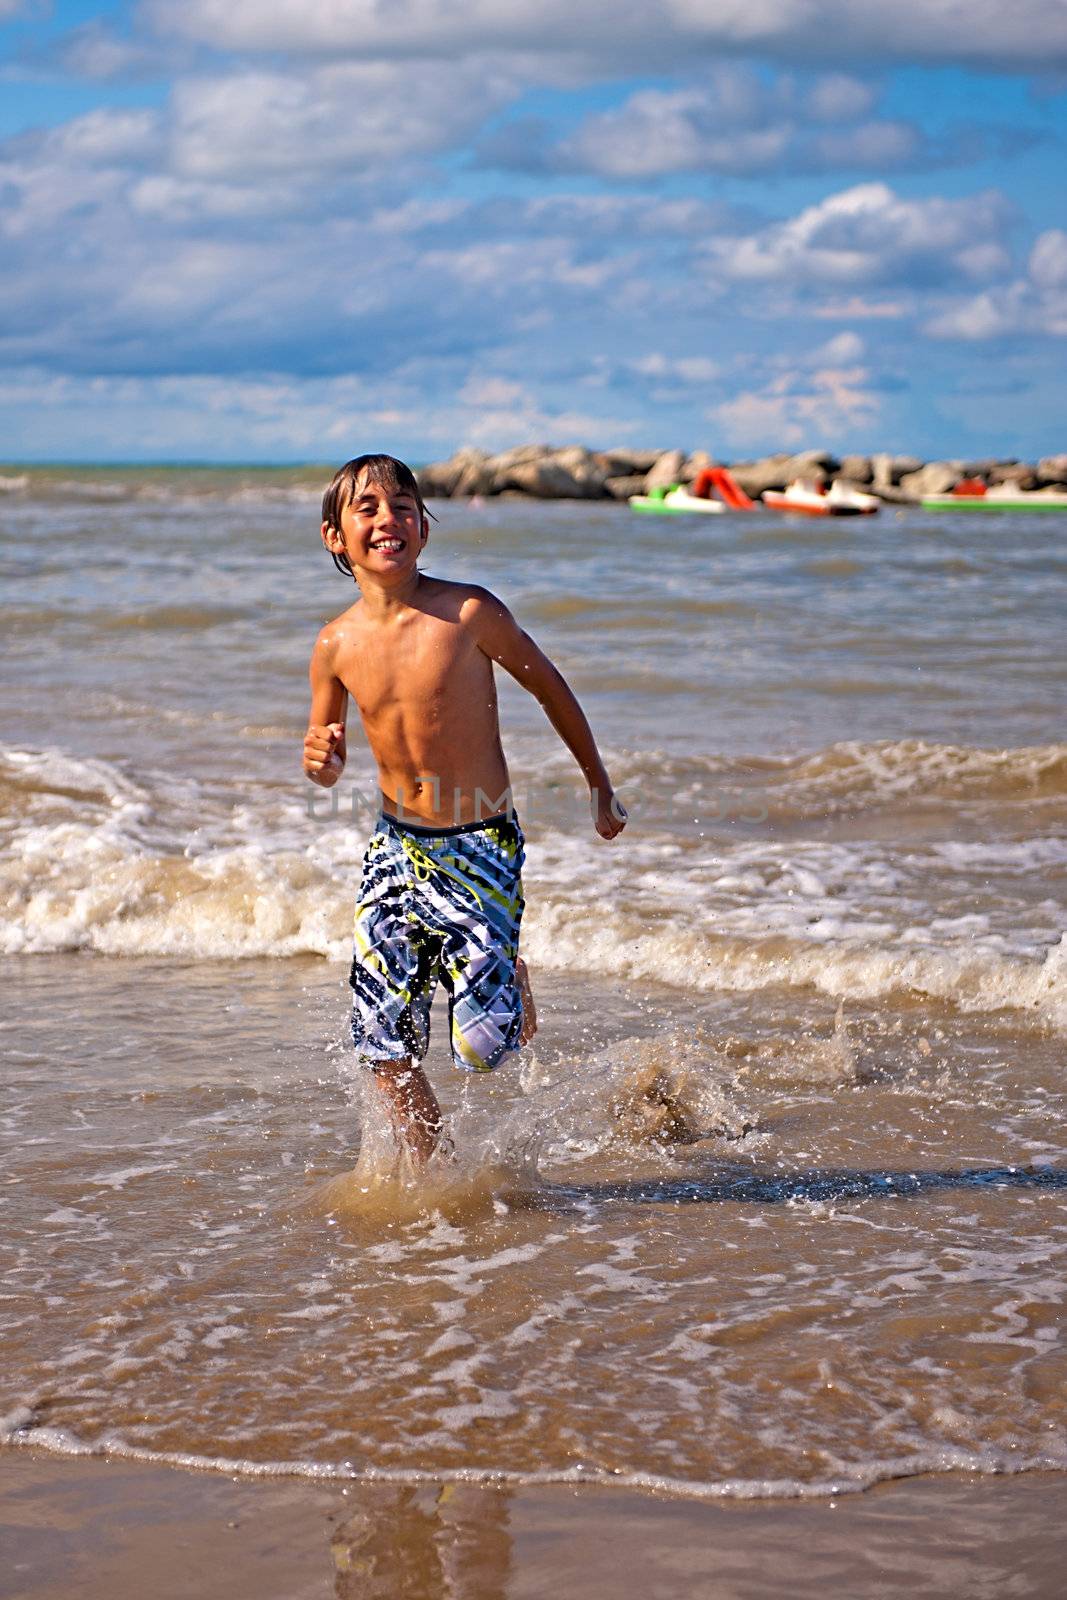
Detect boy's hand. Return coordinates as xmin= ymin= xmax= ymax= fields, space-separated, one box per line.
xmin=592 ymin=786 xmax=627 ymax=840
xmin=303 ymin=722 xmax=345 ymax=785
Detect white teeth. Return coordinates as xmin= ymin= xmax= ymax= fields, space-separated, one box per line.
xmin=373 ymin=540 xmax=403 ymax=550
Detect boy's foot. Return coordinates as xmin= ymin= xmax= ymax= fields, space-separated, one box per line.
xmin=516 ymin=957 xmax=538 ymax=1045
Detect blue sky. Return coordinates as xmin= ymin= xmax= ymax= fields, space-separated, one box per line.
xmin=1 ymin=0 xmax=1065 ymax=462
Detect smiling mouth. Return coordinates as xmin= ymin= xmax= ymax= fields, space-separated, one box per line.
xmin=370 ymin=539 xmax=405 ymax=551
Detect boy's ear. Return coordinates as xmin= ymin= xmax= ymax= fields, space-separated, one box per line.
xmin=419 ymin=514 xmax=430 ymax=546
xmin=321 ymin=519 xmax=342 ymax=550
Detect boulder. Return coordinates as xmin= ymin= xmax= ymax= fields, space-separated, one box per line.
xmin=486 ymin=443 xmax=555 ymax=474
xmin=788 ymin=448 xmax=841 ymax=480
xmin=838 ymin=454 xmax=873 ymax=485
xmin=961 ymin=459 xmax=1004 ymax=482
xmin=495 ymin=446 xmax=607 ymax=499
xmin=868 ymin=482 xmax=920 ymax=505
xmin=645 ymin=449 xmax=687 ymax=491
xmin=417 ymin=446 xmax=495 ymax=498
xmin=1037 ymin=454 xmax=1067 ymax=485
xmin=604 ymin=474 xmax=648 ymax=501
xmin=871 ymin=452 xmax=924 ymax=489
xmin=726 ymin=454 xmax=793 ymax=495
xmin=988 ymin=462 xmax=1037 ymax=490
xmin=415 ymin=461 xmax=456 ymax=498
xmin=550 ymin=445 xmax=610 ymax=497
xmin=682 ymin=449 xmax=715 ymax=482
xmin=727 ymin=450 xmax=839 ymax=495
xmin=502 ymin=457 xmax=593 ymax=499
xmin=899 ymin=461 xmax=963 ymax=497
xmin=595 ymin=447 xmax=664 ymax=475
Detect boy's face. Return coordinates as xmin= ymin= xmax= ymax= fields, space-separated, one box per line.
xmin=322 ymin=472 xmax=428 ymax=581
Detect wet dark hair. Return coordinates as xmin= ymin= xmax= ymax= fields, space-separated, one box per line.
xmin=321 ymin=453 xmax=430 ymax=578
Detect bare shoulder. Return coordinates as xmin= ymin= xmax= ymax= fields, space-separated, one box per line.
xmin=414 ymin=576 xmax=512 ymax=629
xmin=451 ymin=584 xmax=526 ymax=661
xmin=313 ymin=599 xmax=363 ymax=658
xmin=413 ymin=575 xmax=498 ymax=609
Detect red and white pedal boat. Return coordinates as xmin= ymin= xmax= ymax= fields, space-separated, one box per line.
xmin=761 ymin=479 xmax=879 ymax=517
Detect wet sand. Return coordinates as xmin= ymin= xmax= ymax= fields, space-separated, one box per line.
xmin=3 ymin=1451 xmax=1066 ymax=1599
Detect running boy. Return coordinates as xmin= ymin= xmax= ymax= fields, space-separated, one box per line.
xmin=303 ymin=454 xmax=626 ymax=1164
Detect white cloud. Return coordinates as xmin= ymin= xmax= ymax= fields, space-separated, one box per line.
xmin=545 ymin=70 xmax=921 ymax=179
xmin=705 ymin=182 xmax=1015 ymax=290
xmin=805 ymin=73 xmax=877 ymax=123
xmin=710 ymin=326 xmax=881 ymax=450
xmin=0 ymin=109 xmax=161 ymax=238
xmin=1029 ymin=227 xmax=1067 ymax=289
xmin=0 ymin=53 xmax=511 ymax=240
xmin=813 ymin=330 xmax=866 ymax=364
xmin=0 ymin=361 xmax=639 ymax=458
xmin=810 ymin=296 xmax=908 ymax=319
xmin=520 ymin=193 xmax=740 ymax=240
xmin=167 ymin=61 xmax=510 ymax=183
xmin=452 ymin=376 xmax=638 ymax=450
xmin=926 ymin=230 xmax=1067 ymax=339
xmin=422 ymin=236 xmax=627 ymax=295
xmin=631 ymin=354 xmax=721 ymax=383
xmin=805 ymin=119 xmax=920 ymax=169
xmin=558 ymin=85 xmax=790 ymax=178
xmin=141 ymin=0 xmax=1067 ymax=72
xmin=667 ymin=0 xmax=1067 ymax=71
xmin=52 ymin=21 xmax=181 ymax=81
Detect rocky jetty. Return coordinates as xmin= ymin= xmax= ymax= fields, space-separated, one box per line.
xmin=417 ymin=445 xmax=1067 ymax=504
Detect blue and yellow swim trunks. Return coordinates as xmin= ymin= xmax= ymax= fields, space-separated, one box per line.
xmin=349 ymin=812 xmax=526 ymax=1072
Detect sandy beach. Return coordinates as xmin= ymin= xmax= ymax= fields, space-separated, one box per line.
xmin=5 ymin=1451 xmax=1067 ymax=1599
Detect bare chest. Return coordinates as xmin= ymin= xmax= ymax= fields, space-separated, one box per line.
xmin=339 ymin=614 xmax=491 ymax=725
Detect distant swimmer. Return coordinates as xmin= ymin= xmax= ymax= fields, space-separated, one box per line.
xmin=303 ymin=453 xmax=626 ymax=1165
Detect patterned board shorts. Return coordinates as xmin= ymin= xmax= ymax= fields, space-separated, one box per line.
xmin=349 ymin=812 xmax=526 ymax=1072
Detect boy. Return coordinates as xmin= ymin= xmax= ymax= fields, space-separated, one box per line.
xmin=303 ymin=453 xmax=626 ymax=1164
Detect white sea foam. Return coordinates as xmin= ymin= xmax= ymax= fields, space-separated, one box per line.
xmin=3 ymin=1423 xmax=1066 ymax=1503
xmin=2 ymin=742 xmax=1064 ymax=1026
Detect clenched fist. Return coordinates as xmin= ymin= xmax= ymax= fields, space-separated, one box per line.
xmin=591 ymin=786 xmax=627 ymax=840
xmin=303 ymin=721 xmax=346 ymax=786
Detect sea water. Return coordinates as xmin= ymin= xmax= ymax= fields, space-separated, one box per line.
xmin=1 ymin=466 xmax=1065 ymax=1501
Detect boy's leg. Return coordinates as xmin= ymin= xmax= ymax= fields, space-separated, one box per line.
xmin=371 ymin=1058 xmax=442 ymax=1166
xmin=515 ymin=957 xmax=537 ymax=1045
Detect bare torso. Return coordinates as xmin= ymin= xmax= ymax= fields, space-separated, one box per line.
xmin=324 ymin=576 xmax=511 ymax=825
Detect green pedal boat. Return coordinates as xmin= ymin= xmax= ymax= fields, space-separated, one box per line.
xmin=629 ymin=484 xmax=726 ymax=515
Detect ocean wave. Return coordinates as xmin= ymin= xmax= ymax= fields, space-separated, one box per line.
xmin=599 ymin=738 xmax=1067 ymax=820
xmin=523 ymin=911 xmax=1067 ymax=1031
xmin=1 ymin=825 xmax=1062 ymax=1028
xmin=775 ymin=738 xmax=1067 ymax=808
xmin=3 ymin=1422 xmax=1065 ymax=1503
xmin=2 ymin=743 xmax=1063 ymax=1027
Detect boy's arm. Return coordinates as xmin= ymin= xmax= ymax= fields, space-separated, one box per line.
xmin=466 ymin=591 xmax=626 ymax=839
xmin=303 ymin=628 xmax=348 ymax=788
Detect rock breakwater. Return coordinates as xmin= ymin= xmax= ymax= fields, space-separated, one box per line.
xmin=417 ymin=445 xmax=1067 ymax=504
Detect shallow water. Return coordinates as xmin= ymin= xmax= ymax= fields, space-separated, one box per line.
xmin=1 ymin=467 xmax=1065 ymax=1498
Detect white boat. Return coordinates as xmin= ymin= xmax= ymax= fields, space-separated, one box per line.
xmin=828 ymin=479 xmax=880 ymax=513
xmin=922 ymin=483 xmax=1067 ymax=512
xmin=762 ymin=478 xmax=878 ymax=517
xmin=629 ymin=485 xmax=726 ymax=515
